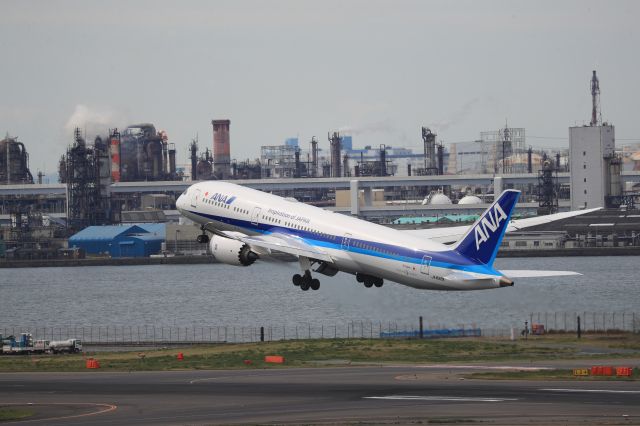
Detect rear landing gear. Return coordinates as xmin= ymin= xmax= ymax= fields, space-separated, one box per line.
xmin=292 ymin=271 xmax=320 ymax=291
xmin=356 ymin=273 xmax=383 ymax=288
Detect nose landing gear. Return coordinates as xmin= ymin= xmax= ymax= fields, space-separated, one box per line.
xmin=196 ymin=226 xmax=210 ymax=244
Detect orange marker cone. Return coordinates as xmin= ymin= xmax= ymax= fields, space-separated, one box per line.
xmin=86 ymin=358 xmax=100 ymax=369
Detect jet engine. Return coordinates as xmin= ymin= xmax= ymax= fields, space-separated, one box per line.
xmin=209 ymin=235 xmax=258 ymax=266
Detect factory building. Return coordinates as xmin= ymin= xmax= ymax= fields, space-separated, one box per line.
xmin=0 ymin=135 xmax=34 ymax=185
xmin=68 ymin=223 xmax=164 ymax=257
xmin=448 ymin=127 xmax=533 ymax=175
xmin=569 ymin=125 xmax=617 ymax=210
xmin=117 ymin=124 xmax=178 ymax=182
xmin=569 ymin=71 xmax=622 ymax=210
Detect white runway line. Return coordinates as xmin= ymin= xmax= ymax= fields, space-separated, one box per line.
xmin=541 ymin=388 xmax=640 ymax=394
xmin=364 ymin=395 xmax=518 ymax=402
xmin=388 ymin=364 xmax=551 ymax=371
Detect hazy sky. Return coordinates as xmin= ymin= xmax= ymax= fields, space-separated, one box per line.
xmin=1 ymin=0 xmax=639 ymax=175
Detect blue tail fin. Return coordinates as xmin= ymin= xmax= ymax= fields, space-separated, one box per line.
xmin=453 ymin=190 xmax=520 ymax=266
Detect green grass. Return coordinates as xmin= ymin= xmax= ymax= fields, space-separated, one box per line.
xmin=0 ymin=334 xmax=638 ymax=373
xmin=0 ymin=407 xmax=35 ymax=421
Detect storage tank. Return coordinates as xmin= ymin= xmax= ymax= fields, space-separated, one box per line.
xmin=422 ymin=191 xmax=452 ymax=205
xmin=458 ymin=195 xmax=483 ymax=205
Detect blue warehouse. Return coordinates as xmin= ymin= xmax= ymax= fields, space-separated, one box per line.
xmin=68 ymin=224 xmax=165 ymax=258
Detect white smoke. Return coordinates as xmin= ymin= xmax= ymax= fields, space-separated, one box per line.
xmin=430 ymin=98 xmax=480 ymax=133
xmin=338 ymin=118 xmax=397 ymax=136
xmin=64 ymin=104 xmax=127 ymax=139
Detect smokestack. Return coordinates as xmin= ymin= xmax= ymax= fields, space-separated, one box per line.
xmin=590 ymin=70 xmax=601 ymax=126
xmin=212 ymin=119 xmax=231 ymax=179
xmin=294 ymin=148 xmax=301 ymax=178
xmin=162 ymin=141 xmax=168 ymax=175
xmin=168 ymin=143 xmax=176 ymax=177
xmin=109 ymin=129 xmax=121 ymax=182
xmin=190 ymin=139 xmax=198 ymax=181
xmin=343 ymin=153 xmax=349 ymax=177
xmin=311 ymin=137 xmax=318 ymax=178
xmin=378 ymin=144 xmax=387 ymax=176
xmin=328 ymin=132 xmax=341 ymax=178
xmin=527 ymin=146 xmax=533 ymax=174
xmin=437 ymin=143 xmax=444 ymax=175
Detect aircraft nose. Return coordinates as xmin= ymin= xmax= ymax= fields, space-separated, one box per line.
xmin=176 ymin=192 xmax=185 ymax=211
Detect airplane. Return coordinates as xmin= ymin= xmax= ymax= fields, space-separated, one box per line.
xmin=176 ymin=181 xmax=596 ymax=292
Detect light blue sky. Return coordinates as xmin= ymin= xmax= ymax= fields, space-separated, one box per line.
xmin=1 ymin=0 xmax=639 ymax=175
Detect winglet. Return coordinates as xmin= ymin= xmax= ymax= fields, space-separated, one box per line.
xmin=453 ymin=190 xmax=520 ymax=266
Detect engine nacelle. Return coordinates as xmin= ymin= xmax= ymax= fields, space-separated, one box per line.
xmin=209 ymin=235 xmax=257 ymax=266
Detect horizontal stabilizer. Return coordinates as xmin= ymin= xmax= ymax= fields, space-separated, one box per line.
xmin=500 ymin=270 xmax=582 ymax=278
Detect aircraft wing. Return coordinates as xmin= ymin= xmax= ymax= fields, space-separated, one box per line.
xmin=239 ymin=233 xmax=334 ymax=262
xmin=401 ymin=207 xmax=601 ymax=244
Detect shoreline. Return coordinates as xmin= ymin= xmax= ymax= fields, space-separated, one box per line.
xmin=1 ymin=246 xmax=639 ymax=268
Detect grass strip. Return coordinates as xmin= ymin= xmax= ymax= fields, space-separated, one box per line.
xmin=0 ymin=407 xmax=35 ymax=421
xmin=0 ymin=334 xmax=637 ymax=373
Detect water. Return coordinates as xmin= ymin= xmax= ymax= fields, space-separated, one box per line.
xmin=0 ymin=256 xmax=637 ymax=330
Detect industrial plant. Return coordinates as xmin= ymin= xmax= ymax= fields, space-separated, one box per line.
xmin=1 ymin=70 xmax=640 ymax=261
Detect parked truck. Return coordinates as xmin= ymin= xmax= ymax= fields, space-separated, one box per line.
xmin=49 ymin=339 xmax=82 ymax=353
xmin=2 ymin=333 xmax=35 ymax=354
xmin=1 ymin=333 xmax=81 ymax=355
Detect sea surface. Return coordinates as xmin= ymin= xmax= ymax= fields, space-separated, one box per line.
xmin=0 ymin=256 xmax=638 ymax=330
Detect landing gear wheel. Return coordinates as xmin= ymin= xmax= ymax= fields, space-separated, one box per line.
xmin=300 ymin=281 xmax=310 ymax=291
xmin=374 ymin=280 xmax=383 ymax=288
xmin=310 ymin=278 xmax=320 ymax=291
xmin=196 ymin=234 xmax=209 ymax=244
xmin=292 ymin=274 xmax=302 ymax=286
xmin=364 ymin=280 xmax=373 ymax=288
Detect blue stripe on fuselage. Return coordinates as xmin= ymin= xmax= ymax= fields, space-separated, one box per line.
xmin=188 ymin=209 xmax=499 ymax=276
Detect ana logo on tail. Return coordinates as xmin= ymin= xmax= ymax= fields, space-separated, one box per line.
xmin=474 ymin=203 xmax=508 ymax=250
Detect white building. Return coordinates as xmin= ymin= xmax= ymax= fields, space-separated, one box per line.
xmin=569 ymin=125 xmax=616 ymax=210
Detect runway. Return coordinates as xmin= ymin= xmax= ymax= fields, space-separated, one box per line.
xmin=1 ymin=365 xmax=638 ymax=425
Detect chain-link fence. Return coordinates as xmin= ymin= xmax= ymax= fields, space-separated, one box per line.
xmin=2 ymin=322 xmax=480 ymax=345
xmin=528 ymin=312 xmax=639 ymax=333
xmin=2 ymin=313 xmax=637 ymax=346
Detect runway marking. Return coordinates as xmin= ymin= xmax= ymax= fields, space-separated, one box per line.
xmin=389 ymin=364 xmax=551 ymax=371
xmin=190 ymin=377 xmax=225 ymax=384
xmin=0 ymin=402 xmax=117 ymax=424
xmin=541 ymin=388 xmax=640 ymax=394
xmin=364 ymin=395 xmax=518 ymax=402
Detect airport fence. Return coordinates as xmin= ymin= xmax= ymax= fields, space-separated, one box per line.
xmin=4 ymin=322 xmax=465 ymax=345
xmin=2 ymin=312 xmax=637 ymax=346
xmin=528 ymin=311 xmax=640 ymax=333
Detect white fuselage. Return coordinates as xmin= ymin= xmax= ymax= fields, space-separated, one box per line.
xmin=177 ymin=182 xmax=503 ymax=290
